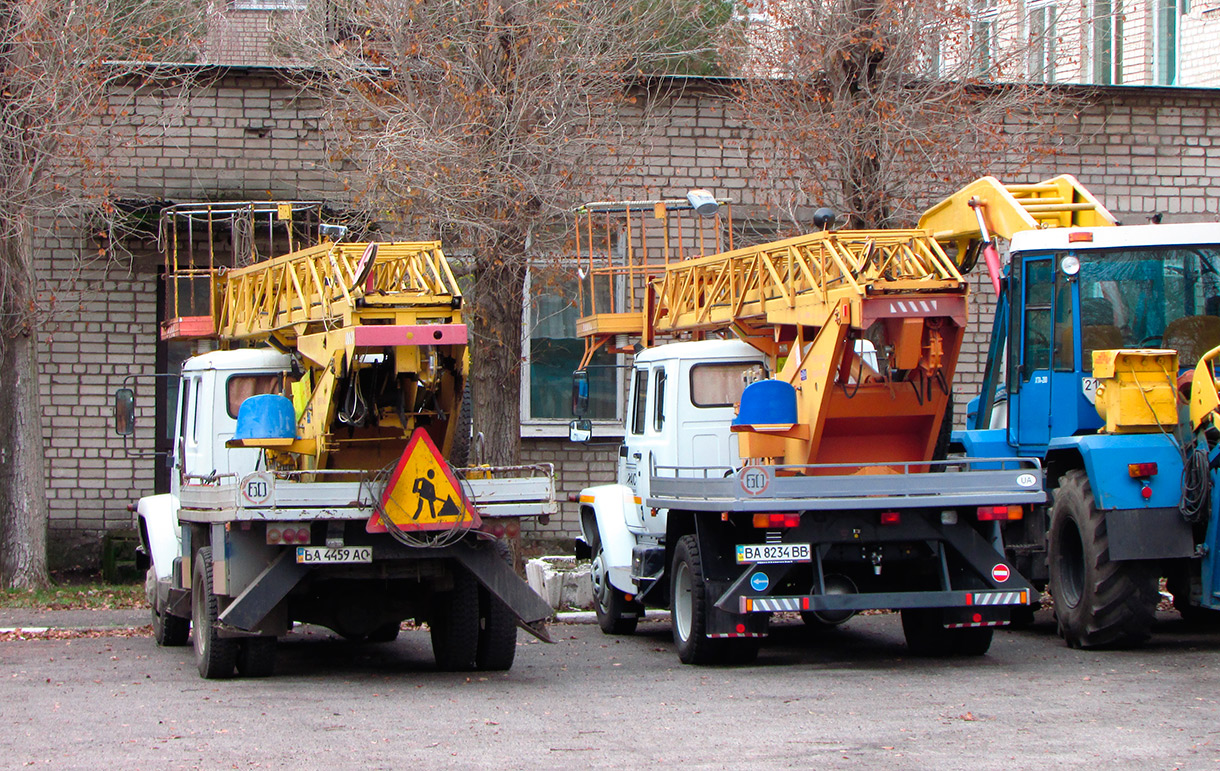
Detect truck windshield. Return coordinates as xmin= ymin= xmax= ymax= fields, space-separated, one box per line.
xmin=1073 ymin=245 xmax=1220 ymax=370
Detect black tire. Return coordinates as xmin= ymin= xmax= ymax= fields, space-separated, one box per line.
xmin=901 ymin=608 xmax=993 ymax=657
xmin=149 ymin=567 xmax=190 ymax=647
xmin=365 ymin=621 xmax=403 ymax=643
xmin=235 ymin=637 xmax=276 ymax=678
xmin=1048 ymin=470 xmax=1158 ymax=648
xmin=431 ymin=567 xmax=480 ymax=671
xmin=475 ymin=587 xmax=518 ymax=671
xmin=1167 ymin=569 xmax=1220 ymax=626
xmin=475 ymin=541 xmax=518 ymax=671
xmin=192 ymin=547 xmax=238 ymax=679
xmin=591 ymin=539 xmax=642 ymax=635
xmin=671 ymin=535 xmax=758 ymax=665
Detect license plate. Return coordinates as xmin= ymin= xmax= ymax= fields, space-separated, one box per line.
xmin=296 ymin=546 xmax=373 ymax=564
xmin=736 ymin=543 xmax=812 ymax=564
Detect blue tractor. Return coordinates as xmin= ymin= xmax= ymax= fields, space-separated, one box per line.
xmin=924 ymin=176 xmax=1220 ymax=647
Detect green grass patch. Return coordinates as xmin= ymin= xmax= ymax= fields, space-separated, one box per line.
xmin=0 ymin=578 xmax=144 ymax=611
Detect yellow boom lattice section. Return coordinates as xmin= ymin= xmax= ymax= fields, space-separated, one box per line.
xmin=216 ymin=241 xmax=462 ymax=343
xmin=652 ymin=229 xmax=963 ymax=336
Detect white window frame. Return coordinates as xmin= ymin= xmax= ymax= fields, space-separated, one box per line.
xmin=1026 ymin=0 xmax=1058 ymax=82
xmin=1086 ymin=0 xmax=1123 ymax=84
xmin=1153 ymin=0 xmax=1182 ymax=85
xmin=519 ymin=265 xmax=625 ymax=439
xmin=971 ymin=0 xmax=1001 ymax=76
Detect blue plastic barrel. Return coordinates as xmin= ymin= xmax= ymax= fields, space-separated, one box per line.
xmin=732 ymin=380 xmax=797 ymax=427
xmin=234 ymin=394 xmax=297 ymax=440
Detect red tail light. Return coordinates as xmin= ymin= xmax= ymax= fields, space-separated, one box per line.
xmin=753 ymin=513 xmax=800 ymax=528
xmin=977 ymin=505 xmax=1024 ymax=521
xmin=880 ymin=512 xmax=901 ymax=525
xmin=1128 ymin=462 xmax=1158 ymax=478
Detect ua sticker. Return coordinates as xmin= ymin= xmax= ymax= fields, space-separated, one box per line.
xmin=367 ymin=428 xmax=480 ymax=533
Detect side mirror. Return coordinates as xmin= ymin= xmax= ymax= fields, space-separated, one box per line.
xmin=568 ymin=418 xmax=592 ymax=443
xmin=115 ymin=388 xmax=136 ymax=436
xmin=571 ymin=370 xmax=590 ymax=417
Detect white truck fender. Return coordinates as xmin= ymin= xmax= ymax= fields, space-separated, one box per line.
xmin=577 ymin=484 xmax=641 ymax=596
xmin=135 ymin=494 xmax=182 ymax=581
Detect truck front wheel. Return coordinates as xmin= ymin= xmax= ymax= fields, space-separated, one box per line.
xmin=148 ymin=567 xmax=189 ymax=647
xmin=592 ymin=540 xmax=643 ymax=635
xmin=1048 ymin=470 xmax=1157 ymax=648
xmin=192 ymin=547 xmax=238 ymax=679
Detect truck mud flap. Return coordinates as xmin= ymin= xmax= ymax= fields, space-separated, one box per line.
xmin=452 ymin=541 xmax=555 ymax=643
xmin=218 ymin=551 xmax=308 ymax=632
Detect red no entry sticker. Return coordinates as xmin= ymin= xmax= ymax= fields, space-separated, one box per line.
xmin=991 ymin=563 xmax=1011 ymax=583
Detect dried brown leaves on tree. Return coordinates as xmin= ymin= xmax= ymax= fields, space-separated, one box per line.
xmin=0 ymin=0 xmax=205 ymax=588
xmin=287 ymin=0 xmax=731 ymax=464
xmin=726 ymin=0 xmax=1081 ymax=230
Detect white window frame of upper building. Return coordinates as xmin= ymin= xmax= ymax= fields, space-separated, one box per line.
xmin=1152 ymin=0 xmax=1184 ymax=85
xmin=971 ymin=0 xmax=1002 ymax=76
xmin=1086 ymin=0 xmax=1123 ymax=84
xmin=519 ymin=262 xmax=625 ymax=439
xmin=1025 ymin=0 xmax=1058 ymax=82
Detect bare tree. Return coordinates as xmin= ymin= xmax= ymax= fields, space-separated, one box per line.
xmin=288 ymin=0 xmax=733 ymax=465
xmin=0 ymin=0 xmax=204 ymax=588
xmin=726 ymin=0 xmax=1080 ymax=229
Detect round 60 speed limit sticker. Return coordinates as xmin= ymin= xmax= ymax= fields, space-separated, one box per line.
xmin=991 ymin=563 xmax=1011 ymax=583
xmin=240 ymin=472 xmax=274 ymax=506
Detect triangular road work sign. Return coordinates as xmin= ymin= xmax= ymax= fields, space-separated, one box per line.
xmin=367 ymin=428 xmax=480 ymax=533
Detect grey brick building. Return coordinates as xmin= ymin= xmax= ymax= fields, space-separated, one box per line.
xmin=35 ymin=60 xmax=1220 ymax=566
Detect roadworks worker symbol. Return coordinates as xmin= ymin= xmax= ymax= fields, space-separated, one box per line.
xmin=367 ymin=428 xmax=480 ymax=533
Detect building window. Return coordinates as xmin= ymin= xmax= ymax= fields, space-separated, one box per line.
xmin=971 ymin=0 xmax=1000 ymax=76
xmin=1027 ymin=1 xmax=1057 ymax=82
xmin=1089 ymin=0 xmax=1123 ymax=84
xmin=1154 ymin=0 xmax=1182 ymax=85
xmin=521 ymin=265 xmax=620 ymax=436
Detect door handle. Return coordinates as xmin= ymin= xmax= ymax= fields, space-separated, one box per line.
xmin=632 ymin=453 xmax=642 ymax=460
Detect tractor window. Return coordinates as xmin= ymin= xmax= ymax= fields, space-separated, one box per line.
xmin=1073 ymin=245 xmax=1220 ymax=368
xmin=630 ymin=368 xmax=648 ymax=435
xmin=690 ymin=361 xmax=764 ymax=408
xmin=1022 ymin=259 xmax=1054 ymax=380
xmin=1053 ymin=280 xmax=1075 ymax=371
xmin=226 ymin=374 xmax=283 ymax=419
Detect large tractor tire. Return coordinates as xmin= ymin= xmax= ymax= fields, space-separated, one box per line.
xmin=1048 ymin=470 xmax=1158 ymax=648
xmin=192 ymin=547 xmax=238 ymax=679
xmin=670 ymin=535 xmax=759 ymax=665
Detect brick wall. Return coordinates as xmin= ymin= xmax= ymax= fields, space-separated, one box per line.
xmin=36 ymin=74 xmax=1220 ymax=563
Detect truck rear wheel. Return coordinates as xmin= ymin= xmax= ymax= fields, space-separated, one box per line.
xmin=148 ymin=567 xmax=189 ymax=647
xmin=475 ymin=541 xmax=518 ymax=671
xmin=235 ymin=637 xmax=276 ymax=678
xmin=431 ymin=567 xmax=480 ymax=671
xmin=1048 ymin=469 xmax=1157 ymax=648
xmin=192 ymin=547 xmax=238 ymax=679
xmin=671 ymin=535 xmax=758 ymax=665
xmin=592 ymin=540 xmax=642 ymax=635
xmin=901 ymin=609 xmax=993 ymax=656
